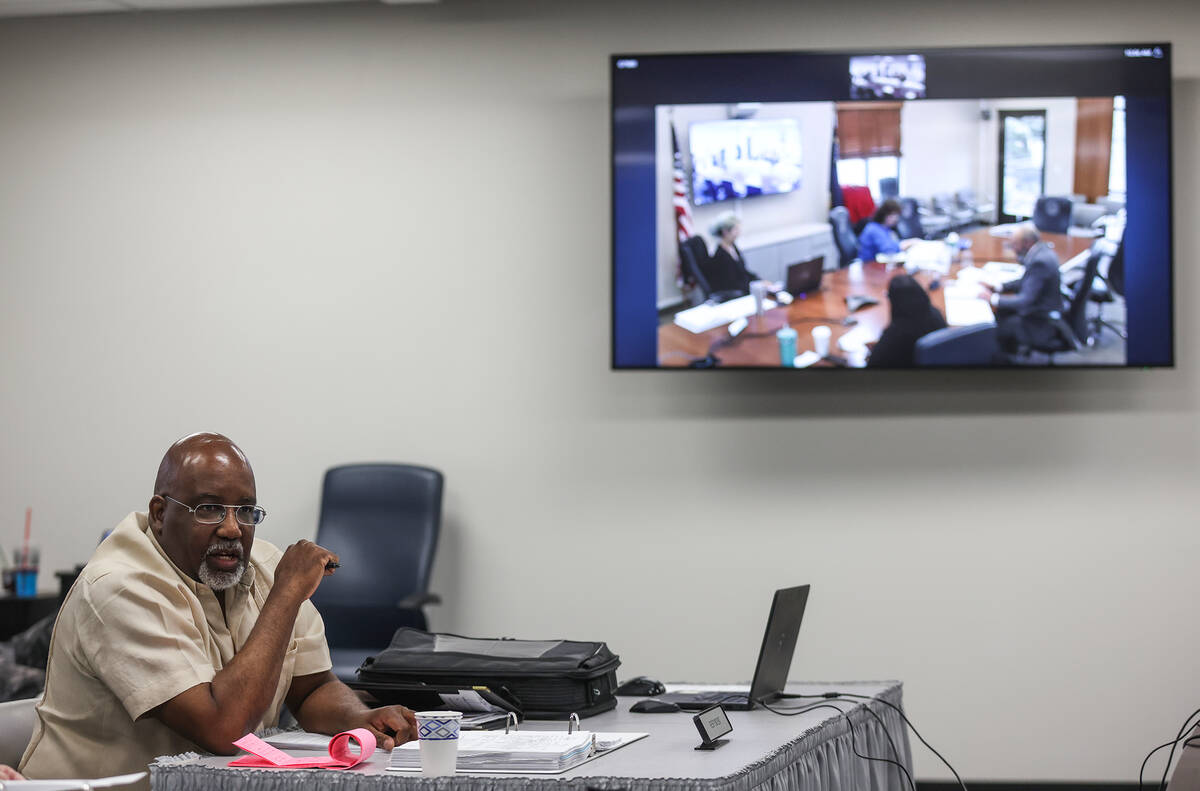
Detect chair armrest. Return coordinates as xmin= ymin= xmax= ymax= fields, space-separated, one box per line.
xmin=397 ymin=592 xmax=442 ymax=609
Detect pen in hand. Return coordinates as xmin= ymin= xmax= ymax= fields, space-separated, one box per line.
xmin=325 ymin=561 xmax=340 ymax=570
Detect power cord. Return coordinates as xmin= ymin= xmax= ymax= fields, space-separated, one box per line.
xmin=756 ymin=698 xmax=916 ymax=791
xmin=1139 ymin=707 xmax=1200 ymax=791
xmin=777 ymin=691 xmax=967 ymax=791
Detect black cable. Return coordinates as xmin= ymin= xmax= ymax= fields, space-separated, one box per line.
xmin=757 ymin=698 xmax=916 ymax=791
xmin=787 ymin=691 xmax=967 ymax=791
xmin=777 ymin=694 xmax=913 ymax=790
xmin=1156 ymin=708 xmax=1200 ymax=791
xmin=1140 ymin=739 xmax=1182 ymax=791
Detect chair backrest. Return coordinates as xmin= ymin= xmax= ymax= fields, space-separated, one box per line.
xmin=1066 ymin=247 xmax=1104 ymax=341
xmin=913 ymin=324 xmax=998 ymax=366
xmin=828 ymin=206 xmax=858 ymax=266
xmin=1070 ymin=203 xmax=1108 ymax=228
xmin=931 ymin=193 xmax=955 ymax=214
xmin=678 ymin=235 xmax=714 ymax=297
xmin=955 ymin=189 xmax=977 ymax=209
xmin=311 ymin=464 xmax=443 ymax=649
xmin=879 ymin=177 xmax=899 ymax=200
xmin=897 ymin=197 xmax=925 ymax=239
xmin=1032 ymin=196 xmax=1072 ymax=234
xmin=1108 ymin=237 xmax=1125 ymax=297
xmin=0 ymin=696 xmax=39 ymax=766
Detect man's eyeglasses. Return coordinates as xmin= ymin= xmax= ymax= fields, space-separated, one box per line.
xmin=163 ymin=495 xmax=267 ymax=526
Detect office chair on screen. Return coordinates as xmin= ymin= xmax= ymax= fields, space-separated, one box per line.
xmin=896 ymin=198 xmax=926 ymax=240
xmin=680 ymin=235 xmax=742 ymax=304
xmin=879 ymin=177 xmax=899 ymax=201
xmin=829 ymin=206 xmax=860 ymax=267
xmin=1014 ymin=252 xmax=1099 ymax=364
xmin=1086 ymin=237 xmax=1127 ymax=341
xmin=310 ymin=463 xmax=444 ymax=683
xmin=913 ymin=324 xmax=998 ymax=366
xmin=1032 ymin=196 xmax=1073 ymax=234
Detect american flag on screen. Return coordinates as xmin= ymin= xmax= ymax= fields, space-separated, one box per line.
xmin=673 ymin=125 xmax=696 ymax=291
xmin=672 ymin=126 xmax=695 ymax=244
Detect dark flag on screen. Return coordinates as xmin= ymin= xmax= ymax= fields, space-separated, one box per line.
xmin=672 ymin=126 xmax=698 ymax=291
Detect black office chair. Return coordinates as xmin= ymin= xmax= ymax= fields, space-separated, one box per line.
xmin=1032 ymin=196 xmax=1073 ymax=234
xmin=1087 ymin=237 xmax=1127 ymax=341
xmin=1064 ymin=247 xmax=1103 ymax=345
xmin=829 ymin=206 xmax=860 ymax=267
xmin=913 ymin=324 xmax=998 ymax=366
xmin=896 ymin=197 xmax=926 ymax=240
xmin=1016 ymin=257 xmax=1094 ymax=364
xmin=879 ymin=177 xmax=899 ymax=201
xmin=679 ymin=234 xmax=743 ymax=304
xmin=310 ymin=463 xmax=444 ymax=683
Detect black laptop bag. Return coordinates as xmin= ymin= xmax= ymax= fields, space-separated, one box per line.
xmin=356 ymin=628 xmax=621 ymax=719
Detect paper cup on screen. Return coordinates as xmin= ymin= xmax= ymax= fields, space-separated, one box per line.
xmin=812 ymin=325 xmax=832 ymax=358
xmin=415 ymin=711 xmax=462 ymax=777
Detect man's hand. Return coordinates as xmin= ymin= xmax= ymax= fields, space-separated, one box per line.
xmin=0 ymin=764 xmax=25 ymax=780
xmin=350 ymin=705 xmax=419 ymax=750
xmin=272 ymin=540 xmax=339 ymax=604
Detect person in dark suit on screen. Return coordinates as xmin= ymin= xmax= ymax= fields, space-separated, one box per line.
xmin=978 ymin=225 xmax=1065 ymax=355
xmin=867 ymin=274 xmax=947 ymax=367
xmin=702 ymin=213 xmax=762 ymax=295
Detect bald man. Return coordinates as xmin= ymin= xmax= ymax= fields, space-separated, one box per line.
xmin=979 ymin=225 xmax=1066 ymax=356
xmin=20 ymin=433 xmax=416 ymax=785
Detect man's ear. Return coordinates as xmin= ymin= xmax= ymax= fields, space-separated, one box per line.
xmin=148 ymin=495 xmax=167 ymax=535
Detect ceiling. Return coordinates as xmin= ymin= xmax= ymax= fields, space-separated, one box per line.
xmin=0 ymin=0 xmax=436 ymax=18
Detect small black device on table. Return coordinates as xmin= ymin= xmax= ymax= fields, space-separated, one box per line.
xmin=693 ymin=704 xmax=732 ymax=750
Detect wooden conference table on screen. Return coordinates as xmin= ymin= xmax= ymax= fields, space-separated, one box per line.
xmin=658 ymin=227 xmax=1093 ymax=367
xmin=150 ymin=681 xmax=910 ymax=791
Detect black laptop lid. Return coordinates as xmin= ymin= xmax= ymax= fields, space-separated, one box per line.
xmin=785 ymin=257 xmax=824 ymax=294
xmin=747 ymin=585 xmax=810 ymax=705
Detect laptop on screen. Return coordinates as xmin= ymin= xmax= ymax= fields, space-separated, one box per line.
xmin=785 ymin=257 xmax=824 ymax=295
xmin=657 ymin=584 xmax=810 ymax=711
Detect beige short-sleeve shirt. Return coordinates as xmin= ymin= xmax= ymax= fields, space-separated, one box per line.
xmin=19 ymin=511 xmax=332 ymax=782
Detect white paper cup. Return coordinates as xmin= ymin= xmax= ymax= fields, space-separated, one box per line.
xmin=812 ymin=325 xmax=832 ymax=358
xmin=415 ymin=711 xmax=462 ymax=777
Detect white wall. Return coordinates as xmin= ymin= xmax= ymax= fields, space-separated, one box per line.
xmin=901 ymin=99 xmax=982 ymax=200
xmin=0 ymin=0 xmax=1197 ymax=782
xmin=656 ymin=102 xmax=833 ymax=306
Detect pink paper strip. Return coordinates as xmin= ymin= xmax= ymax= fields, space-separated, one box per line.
xmin=229 ymin=728 xmax=376 ymax=769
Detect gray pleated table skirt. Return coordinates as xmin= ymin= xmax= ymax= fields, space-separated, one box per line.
xmin=151 ymin=680 xmax=910 ymax=791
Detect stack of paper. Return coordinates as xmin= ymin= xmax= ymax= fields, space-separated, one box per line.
xmin=673 ymin=295 xmax=777 ymax=334
xmin=389 ymin=731 xmax=595 ymax=773
xmin=905 ymin=241 xmax=951 ymax=273
xmin=387 ymin=731 xmax=649 ymax=774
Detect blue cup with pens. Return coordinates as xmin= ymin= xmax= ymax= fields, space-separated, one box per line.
xmin=776 ymin=327 xmax=798 ymax=367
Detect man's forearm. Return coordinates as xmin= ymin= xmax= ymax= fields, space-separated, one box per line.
xmin=152 ymin=590 xmax=303 ymax=752
xmin=294 ymin=677 xmax=371 ymax=735
xmin=207 ymin=592 xmax=303 ymax=740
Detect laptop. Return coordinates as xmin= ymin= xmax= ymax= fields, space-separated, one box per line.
xmin=785 ymin=257 xmax=825 ymax=295
xmin=656 ymin=584 xmax=810 ymax=711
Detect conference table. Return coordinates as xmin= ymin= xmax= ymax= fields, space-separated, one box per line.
xmin=150 ymin=681 xmax=911 ymax=791
xmin=658 ymin=227 xmax=1092 ymax=368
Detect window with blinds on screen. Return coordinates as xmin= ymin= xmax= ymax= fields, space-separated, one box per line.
xmin=610 ymin=45 xmax=1173 ymax=371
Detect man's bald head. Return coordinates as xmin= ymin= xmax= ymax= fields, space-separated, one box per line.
xmin=1011 ymin=225 xmax=1041 ymax=257
xmin=154 ymin=433 xmax=253 ymax=496
xmin=149 ymin=433 xmax=257 ymax=591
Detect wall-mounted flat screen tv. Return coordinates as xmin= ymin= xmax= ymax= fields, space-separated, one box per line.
xmin=689 ymin=117 xmax=804 ymax=205
xmin=611 ymin=44 xmax=1173 ymax=370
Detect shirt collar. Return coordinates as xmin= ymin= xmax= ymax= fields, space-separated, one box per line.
xmin=139 ymin=512 xmax=257 ymax=597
